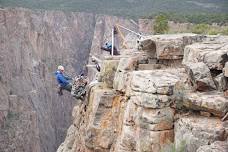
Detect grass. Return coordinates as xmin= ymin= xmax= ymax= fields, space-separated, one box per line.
xmin=191 ymin=24 xmax=228 ymax=35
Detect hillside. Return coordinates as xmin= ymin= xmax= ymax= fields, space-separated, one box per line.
xmin=1 ymin=0 xmax=228 ymax=19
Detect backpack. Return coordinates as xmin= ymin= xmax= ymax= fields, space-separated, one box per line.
xmin=71 ymin=75 xmax=88 ymax=100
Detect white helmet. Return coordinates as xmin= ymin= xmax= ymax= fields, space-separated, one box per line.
xmin=58 ymin=65 xmax=64 ymax=71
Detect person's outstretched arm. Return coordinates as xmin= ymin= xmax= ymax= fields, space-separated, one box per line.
xmin=63 ymin=74 xmax=72 ymax=80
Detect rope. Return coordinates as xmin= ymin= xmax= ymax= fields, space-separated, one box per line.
xmin=115 ymin=25 xmax=128 ymax=49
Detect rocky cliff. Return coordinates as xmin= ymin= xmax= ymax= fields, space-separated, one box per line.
xmin=57 ymin=34 xmax=228 ymax=152
xmin=0 ymin=7 xmax=138 ymax=152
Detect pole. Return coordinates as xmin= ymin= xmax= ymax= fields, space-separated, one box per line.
xmin=111 ymin=28 xmax=114 ymax=56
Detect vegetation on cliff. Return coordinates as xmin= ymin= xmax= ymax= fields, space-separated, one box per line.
xmin=1 ymin=0 xmax=228 ymax=24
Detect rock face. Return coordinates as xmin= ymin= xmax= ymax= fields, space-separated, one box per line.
xmin=224 ymin=62 xmax=228 ymax=77
xmin=183 ymin=36 xmax=228 ymax=70
xmin=185 ymin=62 xmax=216 ymax=91
xmin=0 ymin=7 xmax=95 ymax=152
xmin=138 ymin=34 xmax=204 ymax=60
xmin=0 ymin=7 xmax=138 ymax=152
xmin=1 ymin=7 xmax=228 ymax=152
xmin=214 ymin=73 xmax=228 ymax=91
xmin=182 ymin=92 xmax=228 ymax=117
xmin=196 ymin=141 xmax=228 ymax=152
xmin=58 ymin=34 xmax=228 ymax=152
xmin=175 ymin=116 xmax=226 ymax=152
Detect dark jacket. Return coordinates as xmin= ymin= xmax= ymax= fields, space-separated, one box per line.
xmin=55 ymin=71 xmax=72 ymax=87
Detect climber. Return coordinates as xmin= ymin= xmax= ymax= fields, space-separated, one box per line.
xmin=55 ymin=65 xmax=73 ymax=95
xmin=101 ymin=42 xmax=120 ymax=55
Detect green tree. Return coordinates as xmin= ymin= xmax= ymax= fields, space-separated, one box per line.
xmin=153 ymin=14 xmax=169 ymax=34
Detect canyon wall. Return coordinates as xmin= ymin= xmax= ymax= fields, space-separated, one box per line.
xmin=0 ymin=7 xmax=138 ymax=152
xmin=0 ymin=7 xmax=95 ymax=152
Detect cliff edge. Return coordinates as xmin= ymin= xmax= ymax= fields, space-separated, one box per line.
xmin=58 ymin=34 xmax=228 ymax=152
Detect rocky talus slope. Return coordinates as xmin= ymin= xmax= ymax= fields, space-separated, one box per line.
xmin=0 ymin=7 xmax=137 ymax=152
xmin=58 ymin=34 xmax=228 ymax=152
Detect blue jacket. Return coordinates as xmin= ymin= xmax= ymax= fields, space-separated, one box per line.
xmin=55 ymin=71 xmax=72 ymax=87
xmin=105 ymin=42 xmax=112 ymax=49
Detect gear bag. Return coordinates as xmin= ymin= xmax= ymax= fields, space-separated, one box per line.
xmin=71 ymin=75 xmax=88 ymax=99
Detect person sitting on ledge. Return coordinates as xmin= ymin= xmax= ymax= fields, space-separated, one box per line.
xmin=101 ymin=42 xmax=120 ymax=55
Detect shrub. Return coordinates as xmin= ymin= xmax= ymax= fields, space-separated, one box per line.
xmin=208 ymin=28 xmax=220 ymax=35
xmin=154 ymin=14 xmax=169 ymax=34
xmin=221 ymin=28 xmax=228 ymax=35
xmin=191 ymin=24 xmax=210 ymax=34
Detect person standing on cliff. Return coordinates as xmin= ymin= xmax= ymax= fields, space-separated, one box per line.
xmin=55 ymin=65 xmax=73 ymax=95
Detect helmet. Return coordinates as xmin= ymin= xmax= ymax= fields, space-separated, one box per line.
xmin=58 ymin=65 xmax=64 ymax=71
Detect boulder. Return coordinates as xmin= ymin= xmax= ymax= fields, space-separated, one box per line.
xmin=113 ymin=57 xmax=137 ymax=92
xmin=222 ymin=121 xmax=228 ymax=139
xmin=196 ymin=141 xmax=228 ymax=152
xmin=137 ymin=64 xmax=167 ymax=70
xmin=183 ymin=92 xmax=228 ymax=117
xmin=214 ymin=73 xmax=228 ymax=91
xmin=225 ymin=90 xmax=228 ymax=97
xmin=175 ymin=115 xmax=226 ymax=152
xmin=185 ymin=62 xmax=216 ymax=91
xmin=114 ymin=97 xmax=175 ymax=152
xmin=136 ymin=107 xmax=175 ymax=131
xmin=183 ymin=36 xmax=228 ymax=70
xmin=84 ymin=89 xmax=126 ymax=151
xmin=136 ymin=128 xmax=174 ymax=152
xmin=224 ymin=62 xmax=228 ymax=77
xmin=130 ymin=92 xmax=173 ymax=109
xmin=114 ymin=125 xmax=136 ymax=152
xmin=100 ymin=59 xmax=119 ymax=88
xmin=139 ymin=34 xmax=203 ymax=59
xmin=173 ymin=74 xmax=194 ymax=109
xmin=130 ymin=69 xmax=183 ymax=95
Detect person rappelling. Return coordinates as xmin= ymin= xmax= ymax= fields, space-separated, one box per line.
xmin=55 ymin=65 xmax=73 ymax=95
xmin=54 ymin=65 xmax=88 ymax=100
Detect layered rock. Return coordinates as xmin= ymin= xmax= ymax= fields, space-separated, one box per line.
xmin=224 ymin=62 xmax=228 ymax=77
xmin=196 ymin=141 xmax=228 ymax=152
xmin=183 ymin=36 xmax=228 ymax=70
xmin=182 ymin=92 xmax=228 ymax=117
xmin=58 ymin=34 xmax=228 ymax=152
xmin=214 ymin=73 xmax=228 ymax=91
xmin=138 ymin=34 xmax=204 ymax=60
xmin=175 ymin=116 xmax=226 ymax=152
xmin=185 ymin=62 xmax=216 ymax=91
